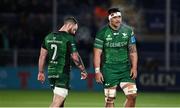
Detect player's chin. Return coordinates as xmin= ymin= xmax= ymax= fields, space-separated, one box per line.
xmin=115 ymin=23 xmax=120 ymax=27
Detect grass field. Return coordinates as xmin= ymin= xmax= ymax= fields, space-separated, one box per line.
xmin=0 ymin=90 xmax=180 ymax=107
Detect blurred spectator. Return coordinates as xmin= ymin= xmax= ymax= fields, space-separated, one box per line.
xmin=1 ymin=0 xmax=179 ymax=68
xmin=0 ymin=26 xmax=9 ymax=50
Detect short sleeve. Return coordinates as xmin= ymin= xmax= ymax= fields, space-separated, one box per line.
xmin=41 ymin=33 xmax=52 ymax=49
xmin=94 ymin=31 xmax=104 ymax=49
xmin=71 ymin=38 xmax=77 ymax=53
xmin=41 ymin=37 xmax=47 ymax=49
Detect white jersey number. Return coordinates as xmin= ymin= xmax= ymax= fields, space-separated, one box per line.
xmin=51 ymin=44 xmax=57 ymax=60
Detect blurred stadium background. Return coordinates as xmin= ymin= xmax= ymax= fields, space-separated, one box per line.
xmin=0 ymin=0 xmax=180 ymax=107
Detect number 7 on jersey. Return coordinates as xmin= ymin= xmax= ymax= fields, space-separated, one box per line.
xmin=51 ymin=44 xmax=57 ymax=60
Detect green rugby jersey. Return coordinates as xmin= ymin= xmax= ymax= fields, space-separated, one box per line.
xmin=42 ymin=31 xmax=77 ymax=78
xmin=94 ymin=24 xmax=136 ymax=64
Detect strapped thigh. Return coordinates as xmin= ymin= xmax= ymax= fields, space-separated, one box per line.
xmin=53 ymin=87 xmax=68 ymax=98
xmin=120 ymin=82 xmax=137 ymax=95
xmin=104 ymin=87 xmax=116 ymax=103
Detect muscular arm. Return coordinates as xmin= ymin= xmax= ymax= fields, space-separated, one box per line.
xmin=94 ymin=48 xmax=104 ymax=83
xmin=128 ymin=44 xmax=138 ymax=70
xmin=71 ymin=52 xmax=86 ymax=73
xmin=93 ymin=48 xmax=102 ymax=71
xmin=38 ymin=47 xmax=48 ymax=73
xmin=38 ymin=47 xmax=48 ymax=83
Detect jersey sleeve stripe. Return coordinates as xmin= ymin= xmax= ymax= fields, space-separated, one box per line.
xmin=95 ymin=38 xmax=103 ymax=43
xmin=94 ymin=43 xmax=103 ymax=49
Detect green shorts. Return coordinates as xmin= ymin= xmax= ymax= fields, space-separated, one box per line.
xmin=102 ymin=63 xmax=135 ymax=88
xmin=48 ymin=74 xmax=70 ymax=89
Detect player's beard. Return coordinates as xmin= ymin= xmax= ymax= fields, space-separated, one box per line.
xmin=68 ymin=28 xmax=76 ymax=36
xmin=110 ymin=22 xmax=121 ymax=30
xmin=114 ymin=21 xmax=121 ymax=28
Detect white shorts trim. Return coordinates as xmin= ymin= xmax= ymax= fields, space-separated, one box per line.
xmin=53 ymin=87 xmax=68 ymax=98
xmin=120 ymin=82 xmax=137 ymax=95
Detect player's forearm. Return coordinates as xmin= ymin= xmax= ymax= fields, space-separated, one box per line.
xmin=130 ymin=53 xmax=138 ymax=69
xmin=38 ymin=48 xmax=48 ymax=73
xmin=93 ymin=48 xmax=102 ymax=72
xmin=74 ymin=60 xmax=86 ymax=73
xmin=72 ymin=53 xmax=86 ymax=73
xmin=93 ymin=54 xmax=101 ymax=68
xmin=38 ymin=56 xmax=46 ymax=73
xmin=129 ymin=44 xmax=138 ymax=69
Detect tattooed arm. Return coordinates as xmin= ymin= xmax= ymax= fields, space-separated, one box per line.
xmin=128 ymin=44 xmax=138 ymax=80
xmin=71 ymin=52 xmax=87 ymax=79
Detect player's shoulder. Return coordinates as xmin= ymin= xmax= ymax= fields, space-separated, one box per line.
xmin=58 ymin=31 xmax=74 ymax=38
xmin=44 ymin=32 xmax=53 ymax=39
xmin=97 ymin=25 xmax=109 ymax=35
xmin=121 ymin=23 xmax=133 ymax=31
xmin=50 ymin=31 xmax=73 ymax=39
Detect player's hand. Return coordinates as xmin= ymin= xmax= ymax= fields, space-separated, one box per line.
xmin=37 ymin=72 xmax=45 ymax=84
xmin=130 ymin=68 xmax=137 ymax=80
xmin=95 ymin=72 xmax=104 ymax=84
xmin=81 ymin=72 xmax=88 ymax=80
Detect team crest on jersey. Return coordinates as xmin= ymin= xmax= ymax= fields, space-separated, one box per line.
xmin=122 ymin=33 xmax=128 ymax=39
xmin=106 ymin=34 xmax=112 ymax=41
xmin=53 ymin=37 xmax=56 ymax=40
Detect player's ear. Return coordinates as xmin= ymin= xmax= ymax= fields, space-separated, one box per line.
xmin=65 ymin=23 xmax=73 ymax=29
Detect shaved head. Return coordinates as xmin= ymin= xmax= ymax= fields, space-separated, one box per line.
xmin=64 ymin=16 xmax=78 ymax=25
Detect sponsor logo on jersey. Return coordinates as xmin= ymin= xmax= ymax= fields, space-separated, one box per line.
xmin=47 ymin=40 xmax=63 ymax=44
xmin=50 ymin=84 xmax=54 ymax=87
xmin=50 ymin=61 xmax=58 ymax=64
xmin=105 ymin=83 xmax=110 ymax=86
xmin=48 ymin=75 xmax=59 ymax=78
xmin=122 ymin=33 xmax=128 ymax=39
xmin=105 ymin=42 xmax=127 ymax=47
xmin=106 ymin=34 xmax=112 ymax=41
xmin=57 ymin=83 xmax=66 ymax=86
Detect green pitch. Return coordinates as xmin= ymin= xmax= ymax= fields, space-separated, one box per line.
xmin=0 ymin=90 xmax=180 ymax=107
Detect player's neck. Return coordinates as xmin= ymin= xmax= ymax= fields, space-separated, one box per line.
xmin=109 ymin=24 xmax=120 ymax=31
xmin=59 ymin=25 xmax=69 ymax=33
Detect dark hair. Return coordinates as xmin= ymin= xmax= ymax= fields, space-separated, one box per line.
xmin=108 ymin=8 xmax=121 ymax=15
xmin=64 ymin=16 xmax=78 ymax=24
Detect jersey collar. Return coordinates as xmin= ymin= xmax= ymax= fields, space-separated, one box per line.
xmin=108 ymin=24 xmax=122 ymax=32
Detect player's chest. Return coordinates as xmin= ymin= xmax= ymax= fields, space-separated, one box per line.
xmin=104 ymin=32 xmax=129 ymax=48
